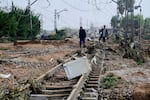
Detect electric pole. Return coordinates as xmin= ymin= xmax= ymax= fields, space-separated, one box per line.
xmin=54 ymin=9 xmax=67 ymax=34
xmin=28 ymin=0 xmax=33 ymax=39
xmin=116 ymin=0 xmax=120 ymax=28
xmin=80 ymin=17 xmax=82 ymax=27
xmin=54 ymin=9 xmax=57 ymax=33
xmin=125 ymin=0 xmax=128 ymax=44
xmin=130 ymin=6 xmax=134 ymax=42
xmin=139 ymin=7 xmax=142 ymax=43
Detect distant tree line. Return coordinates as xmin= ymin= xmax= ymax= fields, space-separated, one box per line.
xmin=0 ymin=4 xmax=40 ymax=41
xmin=111 ymin=15 xmax=150 ymax=34
xmin=111 ymin=0 xmax=150 ymax=34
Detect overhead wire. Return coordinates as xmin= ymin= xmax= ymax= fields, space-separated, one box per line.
xmin=60 ymin=15 xmax=79 ymax=27
xmin=94 ymin=0 xmax=101 ymax=10
xmin=62 ymin=0 xmax=94 ymax=12
xmin=27 ymin=0 xmax=51 ymax=9
xmin=81 ymin=0 xmax=112 ymax=5
xmin=80 ymin=0 xmax=113 ymax=16
xmin=39 ymin=0 xmax=51 ymax=9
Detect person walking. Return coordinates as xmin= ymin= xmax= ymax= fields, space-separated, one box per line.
xmin=99 ymin=25 xmax=108 ymax=42
xmin=79 ymin=26 xmax=86 ymax=48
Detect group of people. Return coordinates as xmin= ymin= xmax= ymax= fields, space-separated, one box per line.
xmin=79 ymin=25 xmax=108 ymax=48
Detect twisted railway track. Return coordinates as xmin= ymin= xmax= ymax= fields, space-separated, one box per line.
xmin=29 ymin=45 xmax=106 ymax=100
xmin=0 ymin=40 xmax=107 ymax=100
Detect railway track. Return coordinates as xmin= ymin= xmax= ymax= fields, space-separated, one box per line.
xmin=29 ymin=45 xmax=106 ymax=100
xmin=29 ymin=53 xmax=82 ymax=100
xmin=0 ymin=40 xmax=107 ymax=100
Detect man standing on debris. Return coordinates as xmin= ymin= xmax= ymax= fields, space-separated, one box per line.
xmin=79 ymin=26 xmax=86 ymax=48
xmin=99 ymin=25 xmax=108 ymax=42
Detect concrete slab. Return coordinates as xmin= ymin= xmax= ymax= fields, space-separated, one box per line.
xmin=63 ymin=56 xmax=91 ymax=80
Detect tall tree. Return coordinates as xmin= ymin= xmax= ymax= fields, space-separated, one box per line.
xmin=111 ymin=16 xmax=118 ymax=28
xmin=144 ymin=18 xmax=150 ymax=33
xmin=0 ymin=5 xmax=41 ymax=40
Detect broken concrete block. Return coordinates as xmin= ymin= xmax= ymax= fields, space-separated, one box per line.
xmin=63 ymin=56 xmax=91 ymax=80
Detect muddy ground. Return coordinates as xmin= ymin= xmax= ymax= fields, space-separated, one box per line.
xmin=0 ymin=36 xmax=150 ymax=100
xmin=0 ymin=38 xmax=79 ymax=93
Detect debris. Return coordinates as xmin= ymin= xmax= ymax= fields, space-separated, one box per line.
xmin=0 ymin=73 xmax=11 ymax=79
xmin=63 ymin=56 xmax=91 ymax=80
xmin=91 ymin=56 xmax=97 ymax=65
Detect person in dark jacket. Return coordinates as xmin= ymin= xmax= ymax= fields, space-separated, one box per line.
xmin=99 ymin=25 xmax=108 ymax=42
xmin=79 ymin=26 xmax=86 ymax=48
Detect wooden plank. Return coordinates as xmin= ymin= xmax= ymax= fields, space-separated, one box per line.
xmin=45 ymin=85 xmax=72 ymax=89
xmin=87 ymin=81 xmax=98 ymax=84
xmin=86 ymin=84 xmax=98 ymax=87
xmin=30 ymin=94 xmax=68 ymax=97
xmin=89 ymin=78 xmax=99 ymax=81
xmin=36 ymin=53 xmax=77 ymax=82
xmin=20 ymin=53 xmax=77 ymax=92
xmin=41 ymin=89 xmax=72 ymax=93
xmin=36 ymin=63 xmax=63 ymax=82
xmin=82 ymin=97 xmax=97 ymax=100
xmin=89 ymin=76 xmax=99 ymax=78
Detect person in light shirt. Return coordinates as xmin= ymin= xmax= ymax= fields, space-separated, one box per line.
xmin=99 ymin=25 xmax=108 ymax=42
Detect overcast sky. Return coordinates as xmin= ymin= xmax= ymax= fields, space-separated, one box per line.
xmin=1 ymin=0 xmax=150 ymax=31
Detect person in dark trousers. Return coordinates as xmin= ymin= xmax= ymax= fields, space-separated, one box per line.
xmin=99 ymin=25 xmax=108 ymax=42
xmin=40 ymin=34 xmax=45 ymax=44
xmin=79 ymin=26 xmax=86 ymax=48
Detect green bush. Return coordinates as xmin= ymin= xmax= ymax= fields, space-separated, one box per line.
xmin=100 ymin=73 xmax=117 ymax=89
xmin=46 ymin=29 xmax=67 ymax=40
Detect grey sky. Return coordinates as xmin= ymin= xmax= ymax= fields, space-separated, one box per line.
xmin=1 ymin=0 xmax=150 ymax=31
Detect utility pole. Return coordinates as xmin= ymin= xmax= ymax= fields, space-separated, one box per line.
xmin=135 ymin=0 xmax=143 ymax=43
xmin=86 ymin=19 xmax=89 ymax=30
xmin=80 ymin=17 xmax=82 ymax=27
xmin=28 ymin=0 xmax=33 ymax=39
xmin=116 ymin=0 xmax=120 ymax=28
xmin=112 ymin=0 xmax=120 ymax=36
xmin=54 ymin=9 xmax=67 ymax=34
xmin=139 ymin=7 xmax=142 ymax=43
xmin=54 ymin=9 xmax=57 ymax=33
xmin=130 ymin=7 xmax=134 ymax=42
xmin=125 ymin=0 xmax=128 ymax=44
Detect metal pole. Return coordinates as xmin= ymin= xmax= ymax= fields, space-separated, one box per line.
xmin=125 ymin=0 xmax=127 ymax=44
xmin=117 ymin=0 xmax=119 ymax=28
xmin=131 ymin=8 xmax=134 ymax=42
xmin=54 ymin=9 xmax=67 ymax=33
xmin=54 ymin=9 xmax=57 ymax=33
xmin=139 ymin=7 xmax=142 ymax=43
xmin=28 ymin=0 xmax=33 ymax=39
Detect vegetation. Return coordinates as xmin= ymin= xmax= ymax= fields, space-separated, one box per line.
xmin=100 ymin=73 xmax=116 ymax=89
xmin=0 ymin=4 xmax=40 ymax=42
xmin=144 ymin=18 xmax=150 ymax=33
xmin=111 ymin=16 xmax=118 ymax=28
xmin=100 ymin=73 xmax=124 ymax=89
xmin=117 ymin=0 xmax=135 ymax=15
xmin=46 ymin=29 xmax=67 ymax=40
xmin=111 ymin=15 xmax=148 ymax=34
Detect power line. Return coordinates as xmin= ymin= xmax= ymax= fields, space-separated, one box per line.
xmin=62 ymin=0 xmax=94 ymax=12
xmin=81 ymin=0 xmax=112 ymax=5
xmin=61 ymin=15 xmax=79 ymax=26
xmin=80 ymin=0 xmax=113 ymax=16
